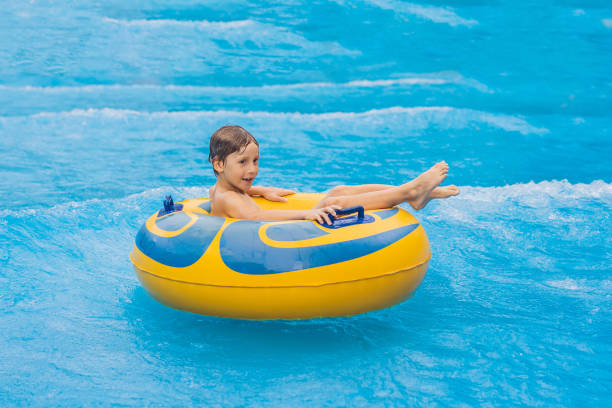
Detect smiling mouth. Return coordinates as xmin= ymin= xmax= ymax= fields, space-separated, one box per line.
xmin=242 ymin=178 xmax=254 ymax=182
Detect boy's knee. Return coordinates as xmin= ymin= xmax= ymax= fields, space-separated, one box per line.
xmin=319 ymin=196 xmax=342 ymax=208
xmin=328 ymin=185 xmax=347 ymax=197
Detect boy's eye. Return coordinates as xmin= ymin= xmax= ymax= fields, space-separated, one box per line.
xmin=239 ymin=160 xmax=246 ymax=164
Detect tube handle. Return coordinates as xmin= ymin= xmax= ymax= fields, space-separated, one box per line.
xmin=322 ymin=205 xmax=366 ymax=227
xmin=333 ymin=206 xmax=364 ymax=221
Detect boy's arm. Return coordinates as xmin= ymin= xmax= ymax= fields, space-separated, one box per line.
xmin=217 ymin=191 xmax=339 ymax=224
xmin=247 ymin=186 xmax=296 ymax=202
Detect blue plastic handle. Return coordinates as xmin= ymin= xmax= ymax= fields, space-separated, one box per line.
xmin=321 ymin=206 xmax=369 ymax=228
xmin=333 ymin=206 xmax=364 ymax=221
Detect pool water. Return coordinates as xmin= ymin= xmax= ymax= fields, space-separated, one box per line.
xmin=1 ymin=0 xmax=611 ymax=406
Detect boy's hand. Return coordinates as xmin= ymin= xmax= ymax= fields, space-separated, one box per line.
xmin=304 ymin=205 xmax=341 ymax=225
xmin=261 ymin=187 xmax=296 ymax=202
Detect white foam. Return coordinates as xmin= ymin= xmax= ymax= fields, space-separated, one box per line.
xmin=102 ymin=17 xmax=358 ymax=57
xmin=355 ymin=0 xmax=478 ymax=27
xmin=0 ymin=186 xmax=210 ymax=219
xmin=546 ymin=278 xmax=612 ymax=294
xmin=16 ymin=106 xmax=546 ymax=135
xmin=547 ymin=279 xmax=583 ymax=291
xmin=450 ymin=180 xmax=612 ymax=203
xmin=3 ymin=180 xmax=610 ymax=219
xmin=103 ymin=17 xmax=254 ymax=29
xmin=15 ymin=106 xmax=420 ymax=119
xmin=0 ymin=72 xmax=491 ymax=94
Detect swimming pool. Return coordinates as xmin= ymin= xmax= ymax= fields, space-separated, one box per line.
xmin=1 ymin=0 xmax=611 ymax=406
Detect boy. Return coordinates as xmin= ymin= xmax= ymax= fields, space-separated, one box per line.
xmin=209 ymin=125 xmax=459 ymax=224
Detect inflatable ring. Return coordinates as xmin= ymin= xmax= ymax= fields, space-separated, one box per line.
xmin=129 ymin=193 xmax=431 ymax=319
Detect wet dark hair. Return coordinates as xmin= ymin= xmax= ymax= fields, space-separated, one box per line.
xmin=208 ymin=125 xmax=259 ymax=175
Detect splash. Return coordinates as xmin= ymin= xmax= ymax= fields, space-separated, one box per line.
xmin=10 ymin=106 xmax=546 ymax=135
xmin=336 ymin=0 xmax=478 ymax=27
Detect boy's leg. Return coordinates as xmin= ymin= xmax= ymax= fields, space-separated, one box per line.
xmin=327 ymin=184 xmax=394 ymax=197
xmin=315 ymin=187 xmax=413 ymax=211
xmin=315 ymin=162 xmax=450 ymax=211
xmin=327 ymin=184 xmax=460 ymax=207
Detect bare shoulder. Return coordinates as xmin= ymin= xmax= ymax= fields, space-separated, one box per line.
xmin=212 ymin=190 xmax=260 ymax=219
xmin=211 ymin=189 xmax=240 ymax=217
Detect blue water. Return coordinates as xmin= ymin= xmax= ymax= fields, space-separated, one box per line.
xmin=1 ymin=0 xmax=611 ymax=406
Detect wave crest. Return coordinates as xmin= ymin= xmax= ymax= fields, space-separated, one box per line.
xmin=2 ymin=180 xmax=609 ymax=219
xmin=9 ymin=106 xmax=545 ymax=135
xmin=0 ymin=72 xmax=490 ymax=94
xmin=335 ymin=0 xmax=478 ymax=27
xmin=103 ymin=17 xmax=254 ymax=29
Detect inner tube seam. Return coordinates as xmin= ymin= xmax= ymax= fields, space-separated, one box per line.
xmin=133 ymin=255 xmax=431 ymax=289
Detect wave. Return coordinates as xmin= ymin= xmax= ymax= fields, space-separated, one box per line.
xmin=102 ymin=16 xmax=358 ymax=57
xmin=2 ymin=180 xmax=609 ymax=219
xmin=545 ymin=278 xmax=612 ymax=294
xmin=0 ymin=186 xmax=209 ymax=219
xmin=103 ymin=17 xmax=253 ymax=29
xmin=336 ymin=0 xmax=478 ymax=27
xmin=423 ymin=179 xmax=611 ymax=234
xmin=0 ymin=72 xmax=491 ymax=94
xmin=20 ymin=106 xmax=453 ymax=118
xmin=450 ymin=179 xmax=612 ymax=202
xmin=9 ymin=106 xmax=545 ymax=135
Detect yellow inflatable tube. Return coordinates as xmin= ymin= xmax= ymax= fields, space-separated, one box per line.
xmin=129 ymin=193 xmax=431 ymax=319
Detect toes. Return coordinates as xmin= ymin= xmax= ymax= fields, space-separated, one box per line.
xmin=435 ymin=161 xmax=449 ymax=173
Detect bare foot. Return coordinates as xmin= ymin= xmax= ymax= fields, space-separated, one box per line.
xmin=414 ymin=185 xmax=460 ymax=210
xmin=407 ymin=161 xmax=449 ymax=210
xmin=429 ymin=185 xmax=460 ymax=199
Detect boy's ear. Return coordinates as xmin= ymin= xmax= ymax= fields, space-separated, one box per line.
xmin=212 ymin=158 xmax=224 ymax=174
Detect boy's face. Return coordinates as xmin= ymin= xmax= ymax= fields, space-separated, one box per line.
xmin=214 ymin=142 xmax=259 ymax=192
